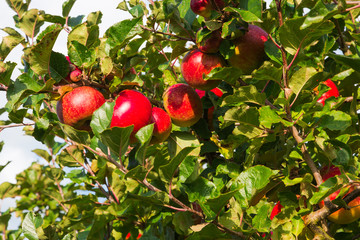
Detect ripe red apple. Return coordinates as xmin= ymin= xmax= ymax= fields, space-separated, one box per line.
xmin=181 ymin=49 xmax=225 ymax=90
xmin=110 ymin=89 xmax=152 ymax=142
xmin=195 ymin=88 xmax=223 ymax=127
xmin=197 ymin=28 xmax=222 ymax=53
xmin=163 ymin=83 xmax=203 ymax=127
xmin=57 ymin=86 xmax=105 ymax=130
xmin=316 ymin=79 xmax=339 ymax=106
xmin=150 ymin=107 xmax=172 ymax=144
xmin=319 ymin=165 xmax=360 ymax=224
xmin=190 ymin=0 xmax=213 ymax=18
xmin=228 ymin=25 xmax=268 ymax=74
xmin=190 ymin=0 xmax=225 ymax=17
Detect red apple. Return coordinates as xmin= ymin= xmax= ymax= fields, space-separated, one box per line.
xmin=150 ymin=107 xmax=172 ymax=143
xmin=197 ymin=28 xmax=222 ymax=53
xmin=316 ymin=79 xmax=339 ymax=106
xmin=163 ymin=83 xmax=203 ymax=127
xmin=57 ymin=86 xmax=105 ymax=130
xmin=110 ymin=89 xmax=152 ymax=142
xmin=228 ymin=25 xmax=268 ymax=74
xmin=319 ymin=165 xmax=360 ymax=224
xmin=181 ymin=49 xmax=225 ymax=90
xmin=190 ymin=0 xmax=213 ymax=18
xmin=69 ymin=68 xmax=82 ymax=82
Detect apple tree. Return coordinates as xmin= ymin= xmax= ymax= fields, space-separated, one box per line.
xmin=1 ymin=0 xmax=360 ymax=239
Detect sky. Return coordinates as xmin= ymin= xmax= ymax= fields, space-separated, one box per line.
xmin=0 ymin=0 xmax=131 ymax=230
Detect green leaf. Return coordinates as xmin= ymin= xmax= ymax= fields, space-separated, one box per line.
xmin=289 ymin=67 xmax=317 ymax=95
xmin=238 ymin=0 xmax=262 ymax=19
xmin=87 ymin=11 xmax=103 ymax=25
xmin=135 ymin=124 xmax=154 ymax=164
xmin=68 ymin=24 xmax=99 ymax=49
xmin=68 ymin=40 xmax=96 ymax=67
xmin=5 ymin=0 xmax=30 ymax=18
xmin=159 ymin=147 xmax=196 ymax=181
xmin=32 ymin=149 xmax=51 ymax=163
xmin=223 ymin=85 xmax=266 ymax=106
xmin=49 ymin=51 xmax=70 ymax=82
xmin=204 ymin=66 xmax=243 ymax=86
xmin=18 ymin=9 xmax=44 ymax=38
xmin=233 ymin=165 xmax=278 ymax=208
xmin=328 ymin=53 xmax=360 ymax=72
xmin=183 ymin=177 xmax=219 ymax=203
xmin=179 ymin=156 xmax=198 ymax=183
xmin=0 ymin=61 xmax=17 ymax=86
xmin=259 ymin=106 xmax=292 ymax=128
xmin=90 ymin=102 xmax=115 ymax=136
xmin=167 ymin=131 xmax=200 ymax=158
xmin=0 ymin=27 xmax=24 ymax=61
xmin=252 ymin=204 xmax=271 ymax=232
xmin=6 ymin=73 xmax=55 ymax=110
xmin=60 ymin=124 xmax=91 ymax=145
xmin=56 ymin=145 xmax=85 ymax=167
xmin=206 ymin=190 xmax=237 ymax=215
xmin=301 ymin=1 xmax=337 ymax=29
xmin=172 ymin=212 xmax=193 ymax=236
xmin=22 ymin=212 xmax=42 ymax=240
xmin=187 ymin=223 xmax=229 ymax=239
xmin=100 ymin=56 xmax=113 ymax=76
xmin=318 ymin=110 xmax=352 ymax=131
xmin=309 ymin=177 xmax=340 ymax=205
xmin=224 ymin=7 xmax=262 ymax=22
xmin=291 ymin=216 xmax=305 ymax=237
xmin=23 ymin=24 xmax=62 ymax=75
xmin=125 ymin=165 xmax=148 ymax=181
xmin=224 ymin=106 xmax=260 ymax=130
xmin=253 ymin=61 xmax=282 ymax=82
xmin=279 ymin=17 xmax=335 ymax=54
xmin=105 ymin=18 xmax=142 ymax=46
xmin=62 ymin=0 xmax=76 ymax=17
xmin=100 ymin=126 xmax=133 ymax=157
xmin=0 ymin=182 xmax=16 ymax=199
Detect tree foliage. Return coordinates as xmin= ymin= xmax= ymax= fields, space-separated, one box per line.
xmin=0 ymin=0 xmax=360 ymax=239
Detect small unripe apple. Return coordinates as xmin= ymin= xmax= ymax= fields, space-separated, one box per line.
xmin=57 ymin=86 xmax=105 ymax=130
xmin=163 ymin=83 xmax=203 ymax=127
xmin=316 ymin=79 xmax=339 ymax=106
xmin=69 ymin=68 xmax=82 ymax=82
xmin=110 ymin=89 xmax=152 ymax=142
xmin=196 ymin=28 xmax=222 ymax=53
xmin=181 ymin=49 xmax=225 ymax=90
xmin=228 ymin=25 xmax=268 ymax=74
xmin=190 ymin=0 xmax=213 ymax=18
xmin=319 ymin=165 xmax=360 ymax=224
xmin=150 ymin=107 xmax=172 ymax=144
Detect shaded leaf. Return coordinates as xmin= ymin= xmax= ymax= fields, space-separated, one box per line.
xmin=23 ymin=24 xmax=62 ymax=75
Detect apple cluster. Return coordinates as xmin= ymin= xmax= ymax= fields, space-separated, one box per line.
xmin=56 ymin=86 xmax=172 ymax=144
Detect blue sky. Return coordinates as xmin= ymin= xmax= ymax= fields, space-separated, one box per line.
xmin=0 ymin=0 xmax=131 ymax=230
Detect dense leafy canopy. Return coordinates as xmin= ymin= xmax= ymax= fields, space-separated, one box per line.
xmin=1 ymin=0 xmax=360 ymax=239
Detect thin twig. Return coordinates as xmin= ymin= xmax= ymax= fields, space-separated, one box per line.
xmin=140 ymin=25 xmax=194 ymax=42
